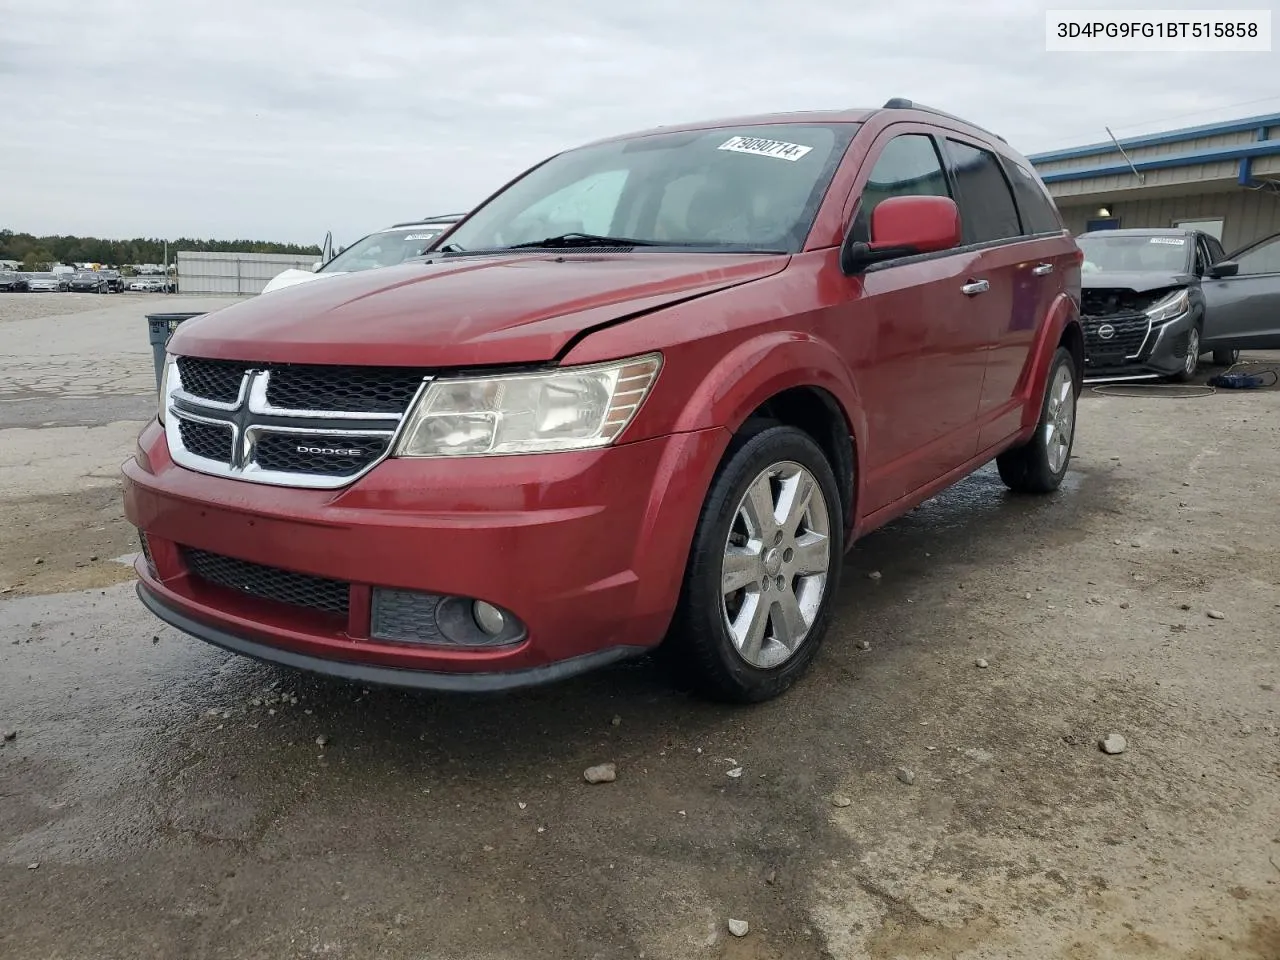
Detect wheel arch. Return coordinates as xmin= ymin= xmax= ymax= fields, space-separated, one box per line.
xmin=737 ymin=386 xmax=856 ymax=540
xmin=1057 ymin=316 xmax=1085 ymax=389
xmin=667 ymin=332 xmax=864 ymax=537
xmin=1018 ymin=292 xmax=1083 ymax=435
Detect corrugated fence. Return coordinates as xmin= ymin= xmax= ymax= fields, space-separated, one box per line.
xmin=176 ymin=251 xmax=320 ymax=295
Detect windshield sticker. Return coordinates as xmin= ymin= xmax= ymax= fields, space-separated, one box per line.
xmin=717 ymin=136 xmax=813 ymax=162
xmin=402 ymin=232 xmax=441 ymax=241
xmin=1149 ymin=237 xmax=1186 ymax=245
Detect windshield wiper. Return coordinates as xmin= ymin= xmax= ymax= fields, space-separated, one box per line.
xmin=504 ymin=232 xmax=670 ymax=250
xmin=435 ymin=235 xmax=788 ymax=257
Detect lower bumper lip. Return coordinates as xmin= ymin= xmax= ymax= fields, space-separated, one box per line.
xmin=137 ymin=581 xmax=645 ymax=692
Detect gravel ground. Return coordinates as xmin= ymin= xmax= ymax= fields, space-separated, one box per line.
xmin=1 ymin=294 xmax=1278 ymax=959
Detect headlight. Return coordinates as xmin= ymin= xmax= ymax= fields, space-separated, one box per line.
xmin=1145 ymin=288 xmax=1190 ymax=324
xmin=157 ymin=354 xmax=174 ymax=425
xmin=394 ymin=353 xmax=662 ymax=458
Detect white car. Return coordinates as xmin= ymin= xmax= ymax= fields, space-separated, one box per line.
xmin=261 ymin=214 xmax=465 ymax=295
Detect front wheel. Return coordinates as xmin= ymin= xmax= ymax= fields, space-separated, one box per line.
xmin=997 ymin=346 xmax=1077 ymax=494
xmin=666 ymin=425 xmax=844 ymax=703
xmin=1170 ymin=324 xmax=1201 ymax=382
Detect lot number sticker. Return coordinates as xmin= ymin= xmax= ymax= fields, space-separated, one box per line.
xmin=718 ymin=136 xmax=813 ymax=162
xmin=1149 ymin=237 xmax=1186 ymax=245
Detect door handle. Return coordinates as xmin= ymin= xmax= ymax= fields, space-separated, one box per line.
xmin=1032 ymin=262 xmax=1054 ymax=276
xmin=961 ymin=280 xmax=990 ymax=296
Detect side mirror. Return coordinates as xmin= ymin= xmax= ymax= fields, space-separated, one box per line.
xmin=1209 ymin=260 xmax=1239 ymax=279
xmin=311 ymin=262 xmax=323 ymax=272
xmin=841 ymin=195 xmax=962 ymax=274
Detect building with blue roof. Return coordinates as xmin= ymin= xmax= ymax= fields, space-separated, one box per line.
xmin=1027 ymin=112 xmax=1280 ymax=252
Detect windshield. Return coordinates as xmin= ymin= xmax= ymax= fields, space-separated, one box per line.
xmin=1079 ymin=235 xmax=1191 ymax=274
xmin=322 ymin=226 xmax=450 ymax=273
xmin=442 ymin=123 xmax=860 ymax=254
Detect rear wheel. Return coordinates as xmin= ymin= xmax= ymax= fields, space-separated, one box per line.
xmin=997 ymin=347 xmax=1077 ymax=494
xmin=1211 ymin=347 xmax=1240 ymax=366
xmin=666 ymin=425 xmax=844 ymax=703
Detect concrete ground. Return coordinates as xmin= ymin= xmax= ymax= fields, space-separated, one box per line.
xmin=2 ymin=292 xmax=1278 ymax=960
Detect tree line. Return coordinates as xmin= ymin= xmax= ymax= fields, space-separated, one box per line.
xmin=0 ymin=229 xmax=322 ymax=271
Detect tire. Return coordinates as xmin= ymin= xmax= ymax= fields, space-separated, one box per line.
xmin=997 ymin=346 xmax=1077 ymax=495
xmin=1170 ymin=323 xmax=1201 ymax=383
xmin=1211 ymin=347 xmax=1239 ymax=366
xmin=665 ymin=424 xmax=845 ymax=703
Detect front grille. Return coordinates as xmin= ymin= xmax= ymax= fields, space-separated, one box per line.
xmin=1083 ymin=315 xmax=1149 ymax=362
xmin=253 ymin=433 xmax=390 ymax=477
xmin=182 ymin=548 xmax=349 ymax=618
xmin=176 ymin=357 xmax=248 ymax=403
xmin=138 ymin=531 xmax=154 ymax=571
xmin=265 ymin=365 xmax=426 ymax=414
xmin=166 ymin=360 xmax=430 ymax=487
xmin=177 ymin=418 xmax=233 ymax=461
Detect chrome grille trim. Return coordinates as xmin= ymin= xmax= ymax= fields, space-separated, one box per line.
xmin=247 ymin=372 xmax=408 ymax=421
xmin=164 ymin=362 xmax=430 ymax=489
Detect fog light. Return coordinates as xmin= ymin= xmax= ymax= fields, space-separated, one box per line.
xmin=473 ymin=600 xmax=506 ymax=636
xmin=371 ymin=589 xmax=526 ymax=647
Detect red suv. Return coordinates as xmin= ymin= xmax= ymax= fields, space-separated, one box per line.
xmin=124 ymin=99 xmax=1083 ymax=703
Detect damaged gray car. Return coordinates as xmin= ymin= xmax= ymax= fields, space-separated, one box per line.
xmin=1077 ymin=227 xmax=1280 ymax=383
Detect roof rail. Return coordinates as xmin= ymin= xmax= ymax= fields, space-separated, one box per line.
xmin=881 ymin=98 xmax=1007 ymax=143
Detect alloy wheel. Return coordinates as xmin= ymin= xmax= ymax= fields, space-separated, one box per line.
xmin=720 ymin=461 xmax=831 ymax=669
xmin=1042 ymin=363 xmax=1075 ymax=475
xmin=1184 ymin=328 xmax=1200 ymax=377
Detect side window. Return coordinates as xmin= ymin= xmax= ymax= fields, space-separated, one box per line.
xmin=944 ymin=139 xmax=1021 ymax=243
xmin=1235 ymin=236 xmax=1280 ymax=276
xmin=1206 ymin=235 xmax=1226 ymax=263
xmin=1001 ymin=157 xmax=1062 ymax=235
xmin=1193 ymin=238 xmax=1209 ymax=275
xmin=852 ymin=134 xmax=951 ymax=242
xmin=505 ymin=169 xmax=629 ymax=243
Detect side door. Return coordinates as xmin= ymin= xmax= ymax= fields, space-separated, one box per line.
xmin=938 ymin=137 xmax=1041 ymax=448
xmin=827 ymin=127 xmax=989 ymax=512
xmin=987 ymin=154 xmax=1080 ymax=447
xmin=1201 ymin=233 xmax=1280 ymax=351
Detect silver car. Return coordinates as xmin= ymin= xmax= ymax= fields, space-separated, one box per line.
xmin=25 ymin=272 xmax=67 ymax=292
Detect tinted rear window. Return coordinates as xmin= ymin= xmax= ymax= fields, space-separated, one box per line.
xmin=1002 ymin=158 xmax=1062 ymax=235
xmin=943 ymin=139 xmax=1021 ymax=244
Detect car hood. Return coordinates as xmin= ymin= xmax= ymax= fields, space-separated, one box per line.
xmin=261 ymin=268 xmax=344 ymax=295
xmin=1081 ymin=270 xmax=1193 ymax=292
xmin=171 ymin=252 xmax=788 ymax=367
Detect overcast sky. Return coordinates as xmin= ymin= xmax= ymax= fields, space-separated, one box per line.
xmin=1 ymin=0 xmax=1275 ymax=246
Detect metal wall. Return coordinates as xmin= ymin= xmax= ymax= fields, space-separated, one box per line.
xmin=176 ymin=251 xmax=319 ymax=295
xmin=1045 ymin=161 xmax=1243 ymax=201
xmin=1058 ymin=187 xmax=1280 ymax=252
xmin=1034 ymin=128 xmax=1269 ymax=178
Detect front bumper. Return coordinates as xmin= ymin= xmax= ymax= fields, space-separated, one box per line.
xmin=1082 ymin=309 xmax=1196 ymax=383
xmin=123 ymin=421 xmax=729 ymax=691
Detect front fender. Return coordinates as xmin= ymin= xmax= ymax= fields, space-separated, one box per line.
xmin=668 ymin=331 xmax=865 ymax=442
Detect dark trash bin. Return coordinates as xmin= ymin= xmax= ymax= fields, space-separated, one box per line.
xmin=146 ymin=313 xmax=203 ymax=390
